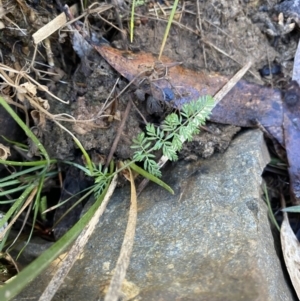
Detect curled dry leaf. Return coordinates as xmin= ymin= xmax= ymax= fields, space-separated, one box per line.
xmin=30 ymin=110 xmax=46 ymax=128
xmin=17 ymin=82 xmax=37 ymax=102
xmin=0 ymin=143 xmax=10 ymax=160
xmin=20 ymin=82 xmax=37 ymax=96
xmin=30 ymin=110 xmax=40 ymax=125
xmin=281 ymin=211 xmax=300 ymax=299
xmin=16 ymin=86 xmax=27 ymax=102
xmin=36 ymin=97 xmax=50 ymax=110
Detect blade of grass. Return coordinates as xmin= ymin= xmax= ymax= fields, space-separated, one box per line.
xmin=63 ymin=160 xmax=92 ymax=175
xmin=158 ymin=0 xmax=179 ymax=60
xmin=0 ymin=183 xmax=36 ymax=230
xmin=0 ymin=159 xmax=56 ymax=167
xmin=0 ymin=179 xmax=25 ymax=188
xmin=14 ymin=175 xmax=46 ymax=257
xmin=51 ymin=188 xmax=95 ymax=228
xmin=0 ymin=186 xmax=38 ymax=240
xmin=0 ymin=165 xmax=51 ymax=183
xmin=0 ymin=184 xmax=32 ymax=197
xmin=43 ymin=185 xmax=94 ymax=214
xmin=1 ymin=136 xmax=28 ymax=149
xmin=0 ymin=175 xmax=113 ymax=301
xmin=129 ymin=162 xmax=174 ymax=194
xmin=0 ymin=200 xmax=18 ymax=204
xmin=72 ymin=137 xmax=93 ymax=175
xmin=0 ymin=97 xmax=50 ymax=165
xmin=263 ymin=183 xmax=280 ymax=231
xmin=282 ymin=206 xmax=300 ymax=213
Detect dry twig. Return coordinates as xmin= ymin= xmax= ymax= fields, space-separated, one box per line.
xmin=105 ymin=97 xmax=132 ymax=168
xmin=104 ymin=168 xmax=137 ymax=301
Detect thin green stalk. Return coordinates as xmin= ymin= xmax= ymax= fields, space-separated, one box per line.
xmin=129 ymin=162 xmax=174 ymax=194
xmin=263 ymin=183 xmax=280 ymax=231
xmin=0 ymin=166 xmax=47 ymax=184
xmin=0 ymin=184 xmax=32 ymax=197
xmin=0 ymin=183 xmax=36 ymax=229
xmin=73 ymin=137 xmax=93 ymax=175
xmin=0 ymin=97 xmax=50 ymax=165
xmin=0 ymin=159 xmax=56 ymax=167
xmin=0 ymin=199 xmax=18 ymax=204
xmin=1 ymin=136 xmax=28 ymax=149
xmin=158 ymin=0 xmax=179 ymax=60
xmin=52 ymin=188 xmax=95 ymax=228
xmin=0 ymin=176 xmax=112 ymax=301
xmin=15 ymin=174 xmax=46 ymax=257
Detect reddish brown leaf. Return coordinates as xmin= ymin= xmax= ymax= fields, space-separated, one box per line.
xmin=94 ymin=44 xmax=283 ymax=131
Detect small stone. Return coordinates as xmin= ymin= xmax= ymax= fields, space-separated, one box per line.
xmin=275 ymin=0 xmax=300 ymax=27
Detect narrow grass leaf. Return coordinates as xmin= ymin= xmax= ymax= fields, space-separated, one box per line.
xmin=0 ymin=97 xmax=50 ymax=164
xmin=129 ymin=162 xmax=174 ymax=194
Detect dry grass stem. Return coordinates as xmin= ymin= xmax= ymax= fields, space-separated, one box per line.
xmin=105 ymin=98 xmax=132 ymax=168
xmin=213 ymin=61 xmax=253 ymax=104
xmin=104 ymin=169 xmax=137 ymax=301
xmin=32 ymin=4 xmax=78 ymax=44
xmin=202 ymin=39 xmax=260 ymax=81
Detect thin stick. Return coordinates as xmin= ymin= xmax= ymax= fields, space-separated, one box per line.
xmin=213 ymin=60 xmax=252 ymax=104
xmin=202 ymin=39 xmax=260 ymax=81
xmin=105 ymin=98 xmax=132 ymax=168
xmin=38 ymin=174 xmax=118 ymax=301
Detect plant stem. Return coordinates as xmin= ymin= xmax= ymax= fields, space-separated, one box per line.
xmin=0 ymin=96 xmax=50 ymax=165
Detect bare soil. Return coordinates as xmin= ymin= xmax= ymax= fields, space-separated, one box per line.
xmin=0 ymin=0 xmax=298 ymax=161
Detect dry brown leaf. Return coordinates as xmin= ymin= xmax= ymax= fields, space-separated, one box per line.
xmin=16 ymin=86 xmax=27 ymax=102
xmin=94 ymin=44 xmax=283 ymax=129
xmin=281 ymin=211 xmax=300 ymax=299
xmin=20 ymin=82 xmax=37 ymax=96
xmin=36 ymin=97 xmax=50 ymax=110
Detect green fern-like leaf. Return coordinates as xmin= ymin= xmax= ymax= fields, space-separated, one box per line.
xmin=172 ymin=134 xmax=183 ymax=151
xmin=131 ymin=95 xmax=215 ymax=177
xmin=92 ymin=164 xmax=111 ymax=199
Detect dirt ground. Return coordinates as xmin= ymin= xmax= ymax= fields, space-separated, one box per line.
xmin=0 ymin=0 xmax=299 ymax=161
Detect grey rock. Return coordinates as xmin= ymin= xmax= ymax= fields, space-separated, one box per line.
xmin=15 ymin=130 xmax=295 ymax=301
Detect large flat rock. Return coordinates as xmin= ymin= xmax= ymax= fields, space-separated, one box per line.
xmin=15 ymin=129 xmax=295 ymax=300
